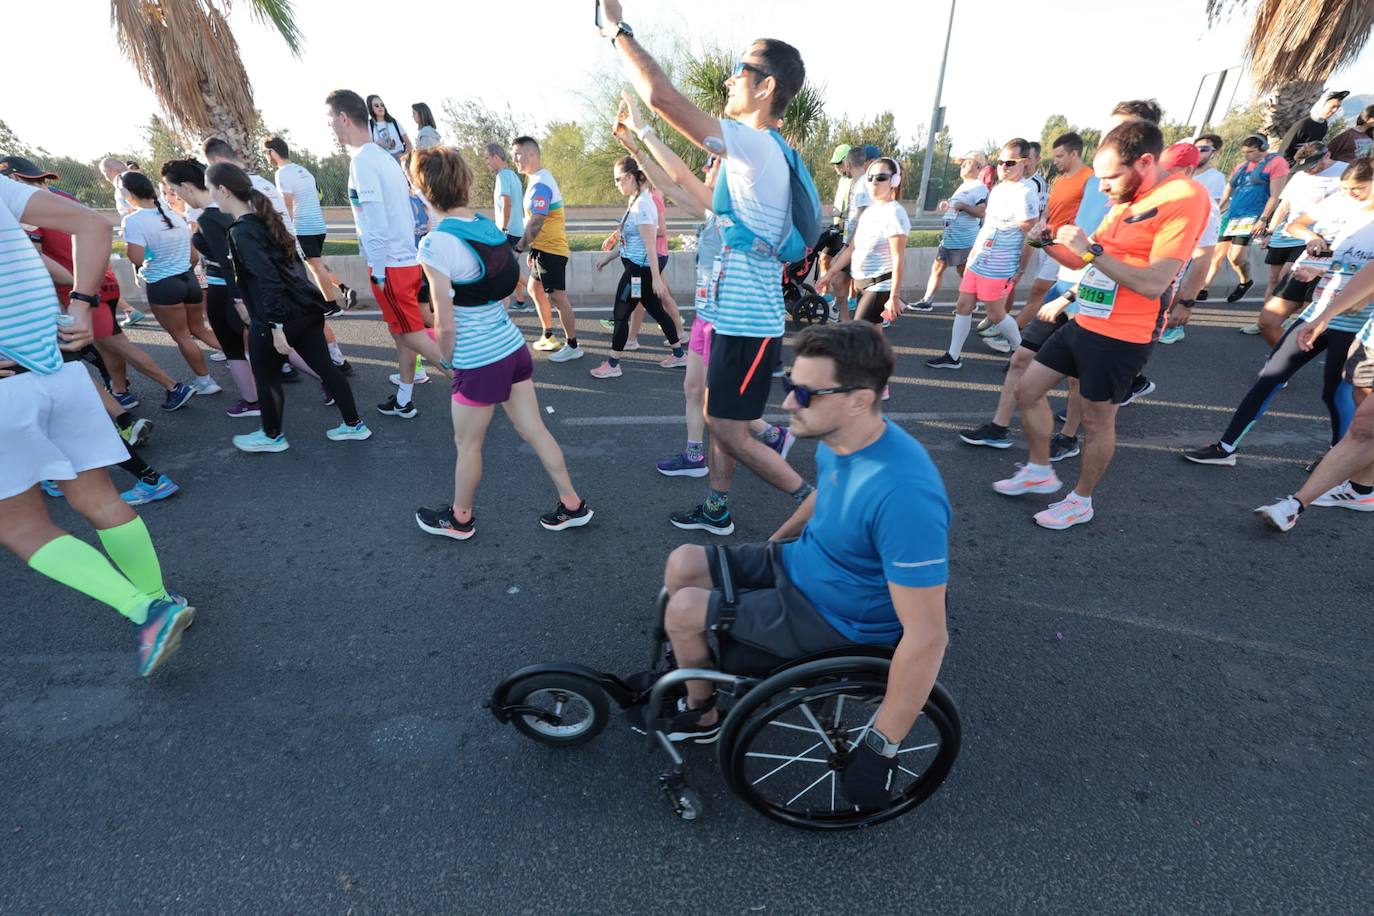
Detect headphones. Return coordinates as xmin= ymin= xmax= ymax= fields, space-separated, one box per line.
xmin=870 ymin=158 xmax=901 ymax=189
xmin=1242 ymin=133 xmax=1269 ymax=152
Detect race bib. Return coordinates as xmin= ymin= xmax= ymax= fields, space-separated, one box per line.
xmin=695 ymin=267 xmax=711 ymax=306
xmin=710 ymin=255 xmax=725 ymax=305
xmin=1226 ymin=216 xmax=1257 ymax=237
xmin=1076 ymin=266 xmax=1119 ymax=319
xmin=630 ymin=275 xmax=643 ymax=300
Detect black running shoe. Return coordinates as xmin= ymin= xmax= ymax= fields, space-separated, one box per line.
xmin=321 ymin=301 xmax=343 ymax=318
xmin=909 ymin=299 xmax=935 ymax=312
xmin=415 ymin=505 xmax=475 ymax=540
xmin=341 ymin=285 xmax=359 ymax=309
xmin=626 ymin=696 xmax=721 ymax=744
xmin=1196 ymin=289 xmax=1209 ymax=302
xmin=1121 ymin=376 xmax=1156 ymax=405
xmin=959 ymin=422 xmax=1012 ymax=448
xmin=925 ymin=353 xmax=963 ymax=370
xmin=540 ymin=499 xmax=594 ymax=531
xmin=377 ymin=395 xmax=418 ymax=418
xmin=1226 ymin=279 xmax=1253 ymax=302
xmin=669 ymin=503 xmax=735 ymax=536
xmin=1049 ymin=432 xmax=1080 ymax=462
xmin=1183 ymin=443 xmax=1236 ymax=466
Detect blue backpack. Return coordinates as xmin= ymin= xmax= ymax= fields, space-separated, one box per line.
xmin=711 ymin=129 xmax=822 ymax=264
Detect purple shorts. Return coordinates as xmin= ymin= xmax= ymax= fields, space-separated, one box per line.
xmin=451 ymin=345 xmax=533 ymax=407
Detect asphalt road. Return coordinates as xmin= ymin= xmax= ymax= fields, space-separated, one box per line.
xmin=2 ymin=296 xmax=1370 ymax=914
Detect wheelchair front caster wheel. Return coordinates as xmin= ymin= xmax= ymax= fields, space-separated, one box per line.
xmin=506 ymin=672 xmax=610 ymax=748
xmin=669 ymin=787 xmax=701 ymax=821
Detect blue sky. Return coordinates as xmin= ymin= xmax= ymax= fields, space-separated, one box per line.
xmin=9 ymin=0 xmax=1374 ymax=160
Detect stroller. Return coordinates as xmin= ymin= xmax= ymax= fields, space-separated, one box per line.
xmin=783 ymin=226 xmax=843 ymax=328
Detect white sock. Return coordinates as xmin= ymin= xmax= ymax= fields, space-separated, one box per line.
xmin=949 ymin=314 xmax=973 ymax=358
xmin=327 ymin=342 xmax=344 ymax=363
xmin=1219 ymin=441 xmax=1237 ymax=453
xmin=396 ymin=382 xmax=414 ymax=406
xmin=195 ymin=374 xmax=214 ymax=385
xmin=1071 ymin=491 xmax=1092 ymax=506
xmin=995 ymin=315 xmax=1022 ymax=350
xmin=1026 ymin=462 xmax=1052 ymax=476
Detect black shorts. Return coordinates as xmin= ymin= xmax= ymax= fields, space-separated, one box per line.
xmin=706 ymin=334 xmax=781 ymax=421
xmin=1034 ymin=319 xmax=1153 ymax=404
xmin=1020 ymin=312 xmax=1068 ymax=353
xmin=145 ymin=269 xmax=203 ymax=306
xmin=1273 ymin=272 xmax=1318 ymax=304
xmin=529 ymin=249 xmax=568 ymax=292
xmin=936 ymin=246 xmax=971 ymax=268
xmin=1264 ymin=245 xmax=1303 ymax=266
xmin=705 ymin=542 xmax=856 ymax=661
xmin=507 ymin=234 xmax=522 ymax=249
xmin=297 ymin=233 xmax=326 ymax=259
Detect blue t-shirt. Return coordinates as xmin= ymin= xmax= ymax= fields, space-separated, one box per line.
xmin=495 ymin=168 xmax=525 ymax=238
xmin=783 ymin=420 xmax=951 ymax=645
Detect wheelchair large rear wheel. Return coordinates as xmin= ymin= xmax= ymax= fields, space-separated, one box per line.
xmin=506 ymin=672 xmax=610 ymax=748
xmin=720 ymin=670 xmax=960 ymax=830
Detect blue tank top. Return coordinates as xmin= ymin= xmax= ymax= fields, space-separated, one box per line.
xmin=1228 ymin=154 xmax=1281 ymax=219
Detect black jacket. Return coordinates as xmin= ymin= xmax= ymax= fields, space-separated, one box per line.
xmin=226 ymin=213 xmax=328 ymax=325
xmin=191 ymin=206 xmax=241 ymax=301
xmin=1279 ymin=117 xmax=1327 ymax=162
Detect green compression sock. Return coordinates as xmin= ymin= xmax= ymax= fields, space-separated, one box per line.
xmin=96 ymin=517 xmax=167 ymax=601
xmin=27 ymin=535 xmax=152 ymax=623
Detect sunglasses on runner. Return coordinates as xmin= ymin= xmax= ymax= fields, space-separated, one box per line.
xmin=704 ymin=155 xmax=718 ymax=170
xmin=867 ymin=173 xmax=894 ymax=183
xmin=1195 ymin=145 xmax=1215 ymax=152
xmin=997 ymin=158 xmax=1026 ymax=168
xmin=781 ymin=372 xmax=862 ymax=408
xmin=732 ymin=60 xmax=772 ymax=80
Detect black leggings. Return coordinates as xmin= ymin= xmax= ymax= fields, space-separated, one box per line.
xmin=613 ymin=258 xmax=680 ymax=352
xmin=1220 ymin=321 xmax=1357 ymax=449
xmin=855 ymin=288 xmax=891 ymax=324
xmin=205 ymin=284 xmax=247 ymax=361
xmin=248 ymin=313 xmax=358 ymax=437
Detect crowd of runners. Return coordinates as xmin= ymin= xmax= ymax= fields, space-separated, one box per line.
xmin=2 ymin=0 xmax=1371 ymax=758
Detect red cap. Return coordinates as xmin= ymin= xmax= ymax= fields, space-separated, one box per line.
xmin=1160 ymin=142 xmax=1200 ymax=170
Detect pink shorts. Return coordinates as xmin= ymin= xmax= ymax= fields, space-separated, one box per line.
xmin=958 ymin=268 xmax=1016 ymax=303
xmin=689 ymin=318 xmax=715 ymax=365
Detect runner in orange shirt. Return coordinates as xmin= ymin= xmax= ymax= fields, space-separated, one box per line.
xmin=992 ymin=120 xmax=1209 ymax=529
xmin=1017 ymin=131 xmax=1093 ymax=329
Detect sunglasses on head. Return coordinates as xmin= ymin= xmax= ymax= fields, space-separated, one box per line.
xmin=732 ymin=60 xmax=772 ymax=80
xmin=781 ymin=371 xmax=863 ymax=408
xmin=867 ymin=173 xmax=894 ymax=183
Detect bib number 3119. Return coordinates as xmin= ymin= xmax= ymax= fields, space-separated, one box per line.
xmin=1076 ymin=265 xmax=1118 ymax=319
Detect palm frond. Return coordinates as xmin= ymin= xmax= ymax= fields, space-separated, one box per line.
xmin=242 ymin=0 xmax=302 ymax=56
xmin=1208 ymin=0 xmax=1374 ymax=94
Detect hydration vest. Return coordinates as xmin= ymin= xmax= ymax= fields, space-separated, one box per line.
xmin=710 ymin=128 xmax=822 ymax=264
xmin=431 ymin=214 xmax=520 ymax=305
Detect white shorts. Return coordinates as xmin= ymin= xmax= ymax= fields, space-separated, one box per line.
xmin=1034 ymin=248 xmax=1062 ymax=283
xmin=1198 ymin=208 xmax=1220 ymax=249
xmin=0 ymin=361 xmax=130 ymax=500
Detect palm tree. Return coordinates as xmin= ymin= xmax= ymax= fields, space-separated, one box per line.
xmin=680 ymin=46 xmax=827 ymax=148
xmin=110 ymin=0 xmax=302 ymax=168
xmin=1208 ymin=0 xmax=1374 ymax=136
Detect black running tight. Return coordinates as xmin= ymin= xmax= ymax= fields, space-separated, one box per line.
xmin=205 ymin=285 xmax=247 ymax=361
xmin=613 ymin=258 xmax=680 ymax=352
xmin=247 ymin=313 xmax=358 ymax=438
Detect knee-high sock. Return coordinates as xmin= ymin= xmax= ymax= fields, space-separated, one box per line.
xmin=28 ymin=535 xmax=152 ymax=623
xmin=96 ymin=517 xmax=167 ymax=602
xmin=995 ymin=315 xmax=1022 ymax=350
xmin=949 ymin=314 xmax=973 ymax=359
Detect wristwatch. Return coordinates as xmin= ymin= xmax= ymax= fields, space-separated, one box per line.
xmin=1080 ymin=243 xmax=1104 ymax=265
xmin=612 ymin=20 xmax=634 ymax=44
xmin=862 ymin=727 xmax=900 ymax=758
xmin=68 ymin=291 xmax=100 ymax=306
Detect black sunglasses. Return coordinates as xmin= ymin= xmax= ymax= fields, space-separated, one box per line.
xmin=732 ymin=60 xmax=772 ymax=80
xmin=998 ymin=159 xmax=1026 ymax=168
xmin=867 ymin=173 xmax=894 ymax=183
xmin=781 ymin=372 xmax=862 ymax=408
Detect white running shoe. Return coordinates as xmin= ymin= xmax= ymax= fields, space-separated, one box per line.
xmin=1311 ymin=482 xmax=1374 ymax=511
xmin=993 ymin=464 xmax=1062 ymax=496
xmin=191 ymin=377 xmax=222 ymax=395
xmin=1254 ymin=496 xmax=1302 ymax=532
xmin=532 ymin=335 xmax=560 ymax=351
xmin=1034 ymin=493 xmax=1094 ymax=530
xmin=549 ymin=344 xmax=585 ymax=362
xmin=388 ymin=372 xmax=430 ymax=386
xmin=984 ymin=336 xmax=1011 ymax=353
xmin=208 ymin=350 xmax=227 ymax=362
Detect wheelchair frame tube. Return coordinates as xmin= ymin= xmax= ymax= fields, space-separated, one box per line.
xmin=646 ymin=668 xmax=749 ymax=755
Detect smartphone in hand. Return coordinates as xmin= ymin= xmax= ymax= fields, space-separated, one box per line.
xmin=594 ymin=0 xmax=603 ymax=27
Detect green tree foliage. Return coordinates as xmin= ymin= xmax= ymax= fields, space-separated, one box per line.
xmin=440 ymin=99 xmax=528 ymax=214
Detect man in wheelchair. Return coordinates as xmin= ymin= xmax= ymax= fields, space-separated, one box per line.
xmin=650 ymin=322 xmax=951 ymax=808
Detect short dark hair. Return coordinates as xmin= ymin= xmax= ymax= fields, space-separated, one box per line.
xmin=159 ymin=158 xmax=207 ymax=191
xmin=1053 ymin=131 xmax=1084 ymax=155
xmin=325 ymin=89 xmax=369 ymax=126
xmin=1099 ymin=120 xmax=1165 ymax=165
xmin=793 ymin=322 xmax=894 ymax=395
xmin=202 ymin=137 xmax=237 ymax=161
xmin=512 ymin=136 xmax=540 ymax=153
xmin=262 ymin=136 xmax=290 ymax=160
xmin=1028 ymin=140 xmax=1042 ymax=155
xmin=753 ymin=38 xmax=805 ymax=118
xmin=1240 ymin=133 xmax=1268 ymax=150
xmin=1111 ymin=99 xmax=1163 ymax=125
xmin=1197 ymin=132 xmax=1223 ymax=149
xmin=1357 ymin=104 xmax=1374 ymax=130
xmin=1002 ymin=137 xmax=1031 ymax=159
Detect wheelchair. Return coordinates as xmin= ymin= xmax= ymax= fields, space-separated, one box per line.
xmin=486 ymin=589 xmax=961 ymax=830
xmin=782 ymin=229 xmax=838 ymax=329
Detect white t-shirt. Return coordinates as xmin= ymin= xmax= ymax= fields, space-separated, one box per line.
xmin=1193 ymin=167 xmax=1226 ymax=203
xmin=371 ymin=121 xmax=407 ymax=157
xmin=1270 ymin=163 xmax=1346 ymax=246
xmin=246 ymin=173 xmax=294 ymax=236
xmin=274 ymin=163 xmax=325 ymax=236
xmin=714 ymin=119 xmax=791 ymax=338
xmin=348 ymin=142 xmax=419 ymax=271
xmin=845 ymin=172 xmax=874 ymax=242
xmin=852 ymin=201 xmax=910 ymax=292
xmin=618 ymin=191 xmax=658 ymax=267
xmin=0 ymin=175 xmax=62 ymax=374
xmin=941 ymin=178 xmax=988 ymax=250
xmin=1298 ymin=216 xmax=1374 ymax=332
xmin=417 ymin=218 xmax=525 ymax=369
xmin=122 ymin=206 xmax=192 ymax=283
xmin=1025 ymin=174 xmax=1049 ymax=217
xmin=967 ymin=180 xmax=1037 ymax=280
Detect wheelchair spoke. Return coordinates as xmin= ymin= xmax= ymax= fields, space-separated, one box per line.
xmin=831 ymin=695 xmax=844 ymax=729
xmin=845 ymin=707 xmax=880 ymax=746
xmin=898 ymin=742 xmax=939 ymax=754
xmin=799 ymin=703 xmax=838 ymax=752
xmin=786 ymin=767 xmax=834 ymax=807
xmin=745 ymin=752 xmax=830 ymax=764
xmin=749 ymin=741 xmax=825 ymax=786
xmin=898 ymin=764 xmax=923 ymax=780
xmin=765 ymin=719 xmax=822 ymax=734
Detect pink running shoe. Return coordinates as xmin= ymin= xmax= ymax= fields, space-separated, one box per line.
xmin=1034 ymin=494 xmax=1094 ymax=530
xmin=590 ymin=361 xmax=623 ymax=379
xmin=659 ymin=353 xmax=688 ymax=369
xmin=993 ymin=464 xmax=1062 ymax=496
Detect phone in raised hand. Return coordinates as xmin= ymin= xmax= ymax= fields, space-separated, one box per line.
xmin=595 ymin=0 xmax=603 ymax=27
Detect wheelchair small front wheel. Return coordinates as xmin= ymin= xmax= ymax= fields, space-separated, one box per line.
xmin=506 ymin=672 xmax=610 ymax=748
